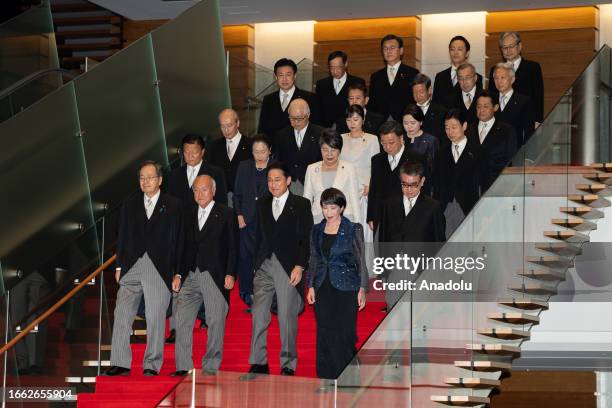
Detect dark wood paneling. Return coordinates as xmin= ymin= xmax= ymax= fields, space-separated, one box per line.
xmin=122 ymin=19 xmax=167 ymax=46
xmin=314 ymin=17 xmax=420 ymax=42
xmin=487 ymin=6 xmax=598 ymax=32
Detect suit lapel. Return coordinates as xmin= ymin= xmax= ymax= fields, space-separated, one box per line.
xmin=277 ymin=193 xmax=294 ymax=222
xmin=147 ymin=193 xmax=165 ymax=227
xmin=198 ymin=202 xmax=217 ymax=239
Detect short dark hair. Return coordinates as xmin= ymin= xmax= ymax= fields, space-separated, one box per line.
xmin=251 ymin=133 xmax=272 ymax=148
xmin=475 ymin=89 xmax=499 ymax=106
xmin=403 ymin=104 xmax=424 ymax=123
xmin=399 ymin=161 xmax=425 ymax=178
xmin=444 ymin=108 xmax=466 ymax=125
xmin=327 ymin=50 xmax=347 ymax=64
xmin=320 ymin=187 xmax=346 ymax=210
xmin=268 ymin=161 xmax=291 ymax=179
xmin=319 ymin=128 xmax=343 ymax=151
xmin=347 ymin=82 xmax=368 ymax=97
xmin=181 ymin=133 xmax=206 ymax=150
xmin=381 ymin=34 xmax=403 ymax=50
xmin=274 ymin=58 xmax=297 ymax=75
xmin=449 ymin=35 xmax=471 ymax=52
xmin=345 ymin=104 xmax=365 ymax=120
xmin=138 ymin=160 xmax=163 ymax=177
xmin=411 ymin=73 xmax=432 ymax=90
xmin=378 ymin=120 xmax=404 ymax=138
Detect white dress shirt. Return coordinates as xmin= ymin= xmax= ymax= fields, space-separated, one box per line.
xmin=450 ymin=66 xmax=458 ymax=86
xmin=463 ymin=86 xmax=476 ymax=108
xmin=509 ymin=56 xmax=522 ymax=73
xmin=388 ymin=144 xmax=405 ymax=171
xmin=403 ymin=193 xmax=419 ymax=216
xmin=279 ymin=86 xmax=296 ymax=110
xmin=186 ymin=161 xmax=203 ymax=188
xmin=452 ymin=137 xmax=468 ymax=163
xmin=198 ymin=200 xmax=215 ymax=230
xmin=387 ymin=61 xmax=401 ymax=85
xmin=478 ymin=117 xmax=496 ymax=144
xmin=417 ymin=99 xmax=431 ymax=115
xmin=226 ymin=132 xmax=242 ymax=161
xmin=272 ymin=189 xmax=290 ymax=220
xmin=144 ymin=190 xmax=161 ymax=219
xmin=334 ymin=73 xmax=347 ymax=95
xmin=499 ymin=89 xmax=514 ymax=111
xmin=295 ymin=124 xmax=308 ymax=148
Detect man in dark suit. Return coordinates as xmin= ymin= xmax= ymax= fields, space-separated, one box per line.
xmin=488 ymin=31 xmax=544 ymax=124
xmin=467 ymin=90 xmax=517 ymax=189
xmin=274 ymin=98 xmax=324 ymax=195
xmin=367 ymin=120 xmax=423 ymax=231
xmin=492 ymin=62 xmax=536 ymax=148
xmin=432 ymin=36 xmax=483 ymax=108
xmin=243 ymin=162 xmax=314 ymax=378
xmin=258 ymin=58 xmax=320 ymax=138
xmin=367 ymin=34 xmax=419 ymax=122
xmin=106 ymin=161 xmax=184 ymax=376
xmin=334 ymin=82 xmax=385 ymax=135
xmin=443 ymin=62 xmax=482 ymax=125
xmin=434 ymin=109 xmax=487 ymax=238
xmin=207 ymin=108 xmax=252 ymax=201
xmin=411 ymin=73 xmax=447 ymax=143
xmin=172 ymin=175 xmax=239 ymax=376
xmin=315 ymin=50 xmax=365 ymax=127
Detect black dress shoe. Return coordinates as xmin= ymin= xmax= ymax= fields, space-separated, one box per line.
xmin=170 ymin=370 xmax=188 ymax=377
xmin=239 ymin=364 xmax=269 ymax=381
xmin=165 ymin=329 xmax=176 ymax=344
xmin=280 ymin=367 xmax=294 ymax=376
xmin=143 ymin=369 xmax=158 ymax=376
xmin=105 ymin=366 xmax=130 ymax=376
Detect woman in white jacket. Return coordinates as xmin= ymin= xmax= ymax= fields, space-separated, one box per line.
xmin=303 ymin=129 xmax=361 ymax=223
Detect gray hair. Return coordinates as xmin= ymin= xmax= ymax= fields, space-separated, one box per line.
xmin=493 ymin=62 xmax=515 ymax=78
xmin=499 ymin=31 xmax=521 ymax=47
xmin=456 ymin=62 xmax=476 ymax=74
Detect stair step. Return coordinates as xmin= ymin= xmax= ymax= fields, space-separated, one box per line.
xmin=58 ymin=40 xmax=120 ymax=51
xmin=454 ymin=360 xmax=512 ymax=372
xmin=51 ymin=3 xmax=101 ymax=12
xmin=543 ymin=230 xmax=589 ymax=243
xmin=83 ymin=360 xmax=110 ymax=367
xmin=431 ymin=395 xmax=490 ymax=406
xmin=575 ymin=183 xmax=608 ymax=194
xmin=65 ymin=376 xmax=96 ymax=383
xmin=444 ymin=377 xmax=501 ymax=389
xmin=487 ymin=312 xmax=540 ymax=325
xmin=551 ymin=218 xmax=596 ymax=231
xmin=509 ymin=282 xmax=557 ymax=296
xmin=518 ymin=268 xmax=566 ymax=281
xmin=467 ymin=343 xmax=521 ymax=357
xmin=589 ymin=163 xmax=612 ymax=172
xmin=498 ymin=298 xmax=549 ymax=310
xmin=534 ymin=242 xmax=581 ymax=256
xmin=478 ymin=327 xmax=530 ymax=340
xmin=582 ymin=172 xmax=612 ymax=185
xmin=560 ymin=206 xmax=604 ymax=219
xmin=525 ymin=255 xmax=573 ymax=268
xmin=568 ymin=194 xmax=611 ymax=208
xmin=54 ymin=15 xmax=122 ymax=25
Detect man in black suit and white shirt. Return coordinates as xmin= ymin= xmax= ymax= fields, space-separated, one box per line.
xmin=315 ymin=50 xmax=365 ymax=127
xmin=367 ymin=34 xmax=419 ymax=122
xmin=411 ymin=73 xmax=447 ymax=143
xmin=106 ymin=161 xmax=184 ymax=376
xmin=334 ymin=83 xmax=385 ymax=135
xmin=274 ymin=98 xmax=324 ymax=195
xmin=243 ymin=162 xmax=314 ymax=378
xmin=467 ymin=90 xmax=517 ymax=188
xmin=258 ymin=58 xmax=320 ymax=138
xmin=488 ymin=31 xmax=544 ymax=124
xmin=492 ymin=62 xmax=535 ymax=148
xmin=432 ymin=36 xmax=483 ymax=108
xmin=443 ymin=63 xmax=482 ymax=125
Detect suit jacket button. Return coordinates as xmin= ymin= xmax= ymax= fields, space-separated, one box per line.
xmin=255 ymin=197 xmax=258 ymax=200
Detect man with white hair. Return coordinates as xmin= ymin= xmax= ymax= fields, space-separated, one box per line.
xmin=274 ymin=98 xmax=324 ymax=195
xmin=488 ymin=31 xmax=544 ymax=124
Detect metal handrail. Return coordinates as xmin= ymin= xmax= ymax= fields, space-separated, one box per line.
xmin=0 ymin=68 xmax=77 ymax=101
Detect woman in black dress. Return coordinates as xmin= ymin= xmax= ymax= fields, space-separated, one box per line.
xmin=307 ymin=187 xmax=367 ymax=381
xmin=402 ymin=104 xmax=439 ymax=194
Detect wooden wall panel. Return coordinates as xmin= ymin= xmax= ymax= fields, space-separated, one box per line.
xmin=122 ymin=19 xmax=167 ymax=46
xmin=487 ymin=6 xmax=598 ymax=32
xmin=315 ymin=17 xmax=420 ymax=42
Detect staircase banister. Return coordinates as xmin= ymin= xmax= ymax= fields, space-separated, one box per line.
xmin=0 ymin=68 xmax=76 ymax=101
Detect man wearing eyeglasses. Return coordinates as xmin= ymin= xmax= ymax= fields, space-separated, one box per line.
xmin=274 ymin=98 xmax=323 ymax=196
xmin=106 ymin=160 xmax=184 ymax=377
xmin=443 ymin=62 xmax=482 ymax=125
xmin=487 ymin=31 xmax=544 ymax=125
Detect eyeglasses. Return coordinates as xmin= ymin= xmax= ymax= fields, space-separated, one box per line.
xmin=401 ymin=182 xmax=421 ymax=189
xmin=501 ymin=42 xmax=520 ymax=52
xmin=457 ymin=75 xmax=474 ymax=82
xmin=289 ymin=116 xmax=307 ymax=122
xmin=139 ymin=176 xmax=159 ymax=182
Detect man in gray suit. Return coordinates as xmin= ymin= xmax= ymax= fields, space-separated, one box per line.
xmin=171 ymin=175 xmax=239 ymax=376
xmin=106 ymin=161 xmax=184 ymax=376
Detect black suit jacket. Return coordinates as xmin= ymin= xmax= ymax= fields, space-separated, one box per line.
xmin=443 ymin=84 xmax=483 ymax=125
xmin=433 ymin=138 xmax=488 ymax=215
xmin=257 ymin=87 xmax=321 ymax=138
xmin=334 ymin=110 xmax=385 ymax=136
xmin=367 ymin=63 xmax=419 ymax=121
xmin=466 ymin=120 xmax=517 ymax=188
xmin=274 ymin=123 xmax=324 ymax=184
xmin=379 ymin=194 xmax=446 ymax=243
xmin=206 ymin=134 xmax=252 ymax=193
xmin=165 ymin=162 xmax=228 ymax=206
xmin=255 ymin=193 xmax=313 ymax=279
xmin=488 ymin=59 xmax=544 ymax=122
xmin=316 ymin=74 xmax=365 ymax=127
xmin=495 ymin=91 xmax=535 ymax=148
xmin=182 ymin=202 xmax=239 ymax=303
xmin=367 ymin=146 xmax=424 ymax=224
xmin=421 ymin=102 xmax=448 ymax=143
xmin=432 ymin=67 xmax=484 ymax=108
xmin=116 ymin=192 xmax=184 ymax=290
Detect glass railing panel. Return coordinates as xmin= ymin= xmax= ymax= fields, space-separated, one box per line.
xmin=74 ymin=35 xmax=168 ymax=215
xmin=151 ymin=0 xmax=230 ymax=157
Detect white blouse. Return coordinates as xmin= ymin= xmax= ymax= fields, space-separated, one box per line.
xmin=340 ymin=133 xmax=380 ymax=190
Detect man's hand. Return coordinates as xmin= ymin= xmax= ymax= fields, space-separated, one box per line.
xmin=368 ymin=221 xmax=375 ymax=231
xmin=115 ymin=269 xmax=121 ymax=283
xmin=237 ymin=215 xmax=247 ymax=229
xmin=307 ymin=287 xmax=315 ymax=304
xmin=289 ymin=266 xmax=303 ymax=286
xmin=357 ymin=288 xmax=366 ymax=311
xmin=172 ymin=275 xmax=182 ymax=292
xmin=362 ymin=185 xmax=369 ymax=196
xmin=224 ymin=275 xmax=235 ymax=290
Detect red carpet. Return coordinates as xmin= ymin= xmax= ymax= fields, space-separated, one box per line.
xmin=77 ymin=288 xmax=386 ymax=407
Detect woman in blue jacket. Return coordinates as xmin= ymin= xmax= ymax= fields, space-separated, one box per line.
xmin=307 ymin=187 xmax=368 ymax=380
